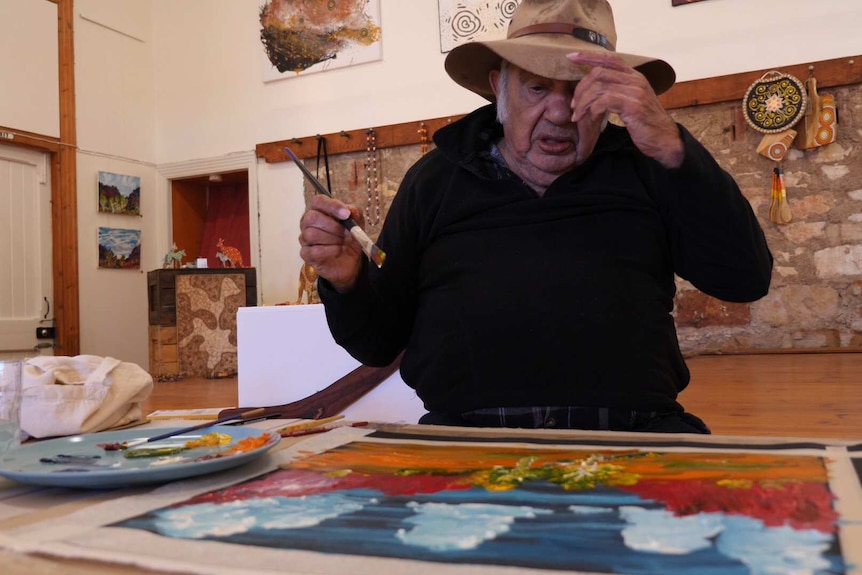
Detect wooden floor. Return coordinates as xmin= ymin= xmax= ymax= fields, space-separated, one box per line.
xmin=142 ymin=352 xmax=862 ymax=440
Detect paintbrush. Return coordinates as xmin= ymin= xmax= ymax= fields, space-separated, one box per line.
xmin=117 ymin=407 xmax=268 ymax=450
xmin=273 ymin=414 xmax=346 ymax=436
xmin=280 ymin=421 xmax=368 ymax=438
xmin=285 ymin=146 xmax=387 ymax=268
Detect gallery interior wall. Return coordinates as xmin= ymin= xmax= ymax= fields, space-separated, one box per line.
xmin=2 ymin=0 xmax=861 ymax=367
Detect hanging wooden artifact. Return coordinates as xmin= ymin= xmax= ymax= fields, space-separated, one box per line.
xmin=795 ymin=70 xmax=838 ymax=150
xmin=365 ymin=128 xmax=382 ymax=227
xmin=742 ymin=71 xmax=807 ymax=225
xmin=418 ymin=122 xmax=429 ymax=156
xmin=755 ymin=130 xmax=796 ymax=226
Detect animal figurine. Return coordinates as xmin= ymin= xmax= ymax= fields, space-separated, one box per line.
xmin=163 ymin=243 xmax=186 ymax=269
xmin=215 ymin=238 xmax=244 ymax=268
xmin=295 ymin=262 xmax=319 ymax=304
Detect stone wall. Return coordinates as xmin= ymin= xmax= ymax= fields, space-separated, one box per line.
xmin=305 ymin=82 xmax=862 ymax=354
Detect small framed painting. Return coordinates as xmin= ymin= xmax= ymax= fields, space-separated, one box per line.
xmin=98 ymin=227 xmax=141 ymax=269
xmin=672 ymin=0 xmax=711 ymax=5
xmin=98 ymin=171 xmax=141 ymax=216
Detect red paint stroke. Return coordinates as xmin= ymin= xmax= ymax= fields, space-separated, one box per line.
xmin=622 ymin=479 xmax=838 ymax=533
xmin=176 ymin=469 xmax=470 ymax=507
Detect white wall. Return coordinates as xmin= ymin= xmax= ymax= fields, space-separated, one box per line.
xmin=75 ymin=0 xmax=157 ymax=366
xmin=612 ymin=0 xmax=862 ymax=83
xmin=0 ymin=0 xmax=58 ymax=136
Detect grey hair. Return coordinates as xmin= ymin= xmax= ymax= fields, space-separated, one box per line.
xmin=495 ymin=61 xmax=511 ymax=125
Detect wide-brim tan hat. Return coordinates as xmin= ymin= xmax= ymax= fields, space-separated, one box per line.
xmin=445 ymin=0 xmax=676 ymax=101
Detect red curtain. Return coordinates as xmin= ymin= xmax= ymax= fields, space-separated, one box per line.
xmin=199 ymin=182 xmax=250 ymax=268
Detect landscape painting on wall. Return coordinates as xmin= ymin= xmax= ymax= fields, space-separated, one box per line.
xmin=98 ymin=171 xmax=141 ymax=216
xmin=259 ymin=0 xmax=382 ymax=82
xmin=98 ymin=227 xmax=141 ymax=269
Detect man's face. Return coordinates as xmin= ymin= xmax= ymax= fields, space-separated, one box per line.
xmin=489 ymin=64 xmax=604 ymax=192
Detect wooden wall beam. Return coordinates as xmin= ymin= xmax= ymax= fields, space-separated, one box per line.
xmin=257 ymin=115 xmax=465 ymax=162
xmin=0 ymin=126 xmax=60 ymax=153
xmin=258 ymin=54 xmax=860 ymax=163
xmin=55 ymin=0 xmax=80 ymax=356
xmin=660 ymin=54 xmax=861 ymax=109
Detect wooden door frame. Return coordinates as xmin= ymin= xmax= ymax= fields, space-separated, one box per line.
xmin=2 ymin=0 xmax=82 ymax=357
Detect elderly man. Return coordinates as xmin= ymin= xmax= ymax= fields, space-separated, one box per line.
xmin=298 ymin=0 xmax=772 ymax=433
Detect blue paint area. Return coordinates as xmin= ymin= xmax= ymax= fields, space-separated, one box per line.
xmin=116 ymin=482 xmax=846 ymax=574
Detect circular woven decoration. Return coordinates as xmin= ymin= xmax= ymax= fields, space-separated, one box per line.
xmin=742 ymin=71 xmax=807 ymax=134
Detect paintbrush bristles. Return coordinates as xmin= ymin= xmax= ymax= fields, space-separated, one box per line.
xmin=349 ymin=227 xmax=387 ymax=268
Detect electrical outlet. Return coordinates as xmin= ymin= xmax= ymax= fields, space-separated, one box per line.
xmin=36 ymin=327 xmax=55 ymax=339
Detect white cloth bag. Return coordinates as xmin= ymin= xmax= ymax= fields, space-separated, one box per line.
xmin=21 ymin=355 xmax=153 ymax=438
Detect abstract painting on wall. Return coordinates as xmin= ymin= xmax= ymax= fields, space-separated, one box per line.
xmin=98 ymin=227 xmax=141 ymax=269
xmin=98 ymin=171 xmax=141 ymax=216
xmin=260 ymin=0 xmax=382 ymax=82
xmin=438 ymin=0 xmax=521 ymax=53
xmin=7 ymin=426 xmax=858 ymax=574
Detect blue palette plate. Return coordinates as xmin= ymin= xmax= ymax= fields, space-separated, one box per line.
xmin=0 ymin=426 xmax=280 ymax=489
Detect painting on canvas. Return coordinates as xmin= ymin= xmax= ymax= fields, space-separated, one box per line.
xmin=112 ymin=431 xmax=857 ymax=574
xmin=260 ymin=0 xmax=382 ymax=82
xmin=98 ymin=227 xmax=141 ymax=269
xmin=438 ymin=0 xmax=521 ymax=53
xmin=98 ymin=171 xmax=140 ymax=216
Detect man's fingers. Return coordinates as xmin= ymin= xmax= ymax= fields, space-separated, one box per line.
xmin=566 ymin=51 xmax=630 ymax=72
xmin=309 ymin=194 xmax=352 ymax=221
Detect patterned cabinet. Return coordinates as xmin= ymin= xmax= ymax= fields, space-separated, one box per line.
xmin=147 ymin=268 xmax=257 ymax=378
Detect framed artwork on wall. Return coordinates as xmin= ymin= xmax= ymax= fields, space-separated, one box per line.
xmin=672 ymin=0 xmax=712 ymax=6
xmin=98 ymin=171 xmax=141 ymax=216
xmin=260 ymin=0 xmax=382 ymax=82
xmin=98 ymin=227 xmax=141 ymax=269
xmin=438 ymin=0 xmax=520 ymax=53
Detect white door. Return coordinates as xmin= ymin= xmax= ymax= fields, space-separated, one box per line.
xmin=0 ymin=143 xmax=53 ymax=359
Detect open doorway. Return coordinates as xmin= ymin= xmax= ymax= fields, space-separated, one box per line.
xmin=170 ymin=170 xmax=250 ymax=269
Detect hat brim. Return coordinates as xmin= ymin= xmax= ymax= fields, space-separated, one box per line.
xmin=445 ymin=35 xmax=676 ymax=101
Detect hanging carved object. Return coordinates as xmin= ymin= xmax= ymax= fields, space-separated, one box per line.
xmin=364 ymin=128 xmax=381 ymax=227
xmin=742 ymin=71 xmax=807 ymax=226
xmin=795 ymin=70 xmax=838 ymax=150
xmin=743 ymin=71 xmax=807 ymax=134
xmin=418 ymin=122 xmax=429 ymax=156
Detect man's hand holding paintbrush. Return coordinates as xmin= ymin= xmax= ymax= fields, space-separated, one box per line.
xmin=292 ymin=145 xmax=386 ymax=292
xmin=299 ymin=195 xmax=371 ymax=292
